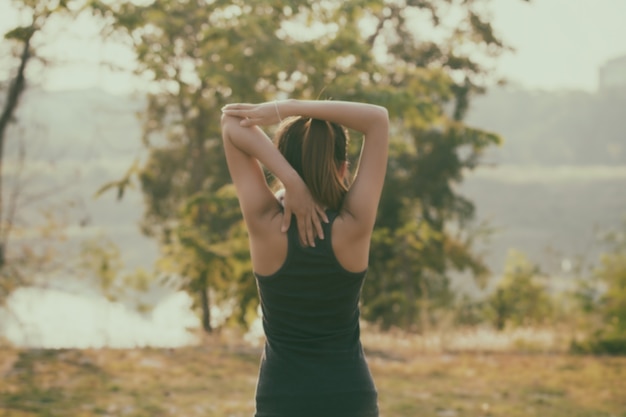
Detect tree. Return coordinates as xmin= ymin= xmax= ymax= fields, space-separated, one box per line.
xmin=573 ymin=222 xmax=626 ymax=354
xmin=90 ymin=0 xmax=305 ymax=331
xmin=78 ymin=235 xmax=172 ymax=314
xmin=0 ymin=0 xmax=81 ymax=304
xmin=486 ymin=250 xmax=553 ymax=330
xmin=1 ymin=5 xmax=39 ymax=275
xmin=93 ymin=0 xmax=523 ymax=332
xmin=362 ymin=125 xmax=496 ymax=330
xmin=594 ymin=229 xmax=626 ymax=337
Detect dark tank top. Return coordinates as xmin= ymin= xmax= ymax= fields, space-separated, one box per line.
xmin=254 ymin=211 xmax=379 ymax=417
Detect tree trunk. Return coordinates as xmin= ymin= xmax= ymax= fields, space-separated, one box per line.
xmin=399 ymin=238 xmax=418 ymax=330
xmin=419 ymin=277 xmax=430 ymax=334
xmin=0 ymin=26 xmax=34 ymax=268
xmin=494 ymin=289 xmax=506 ymax=331
xmin=403 ymin=270 xmax=417 ymax=330
xmin=200 ymin=282 xmax=212 ymax=333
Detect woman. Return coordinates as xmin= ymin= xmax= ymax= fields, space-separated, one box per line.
xmin=221 ymin=99 xmax=389 ymax=417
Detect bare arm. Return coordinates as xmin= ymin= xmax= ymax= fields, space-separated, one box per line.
xmin=279 ymin=100 xmax=389 ymax=232
xmin=220 ymin=114 xmax=327 ymax=247
xmin=223 ymin=100 xmax=389 ymax=234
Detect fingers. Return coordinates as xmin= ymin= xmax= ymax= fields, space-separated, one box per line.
xmin=221 ymin=104 xmax=255 ymax=121
xmin=305 ymin=217 xmax=315 ymax=247
xmin=296 ymin=211 xmax=317 ymax=247
xmin=280 ymin=208 xmax=324 ymax=247
xmin=313 ymin=211 xmax=324 ymax=241
xmin=221 ymin=103 xmax=253 ymax=111
xmin=222 ymin=109 xmax=252 ymax=120
xmin=312 ymin=205 xmax=329 ymax=241
xmin=317 ymin=206 xmax=329 ymax=224
xmin=296 ymin=216 xmax=310 ymax=247
xmin=281 ymin=207 xmax=291 ymax=233
xmin=279 ymin=186 xmax=329 ymax=248
xmin=221 ymin=106 xmax=261 ymax=127
xmin=240 ymin=118 xmax=262 ymax=127
xmin=294 ymin=205 xmax=330 ymax=246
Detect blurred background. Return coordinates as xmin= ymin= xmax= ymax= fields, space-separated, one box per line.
xmin=0 ymin=0 xmax=625 ymax=354
xmin=2 ymin=1 xmax=626 ymax=416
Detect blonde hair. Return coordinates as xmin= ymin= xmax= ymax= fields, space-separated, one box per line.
xmin=274 ymin=117 xmax=349 ymax=210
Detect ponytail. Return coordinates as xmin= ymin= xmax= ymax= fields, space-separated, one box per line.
xmin=275 ymin=117 xmax=349 ymax=210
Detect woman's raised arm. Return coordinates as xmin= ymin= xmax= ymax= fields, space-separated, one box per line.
xmin=223 ymin=99 xmax=389 ymax=238
xmin=223 ymin=99 xmax=387 ymax=135
xmin=223 ymin=100 xmax=390 ymax=233
xmin=220 ymin=113 xmax=328 ymax=247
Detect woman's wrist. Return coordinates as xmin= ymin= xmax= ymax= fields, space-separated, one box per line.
xmin=276 ymin=99 xmax=297 ymax=120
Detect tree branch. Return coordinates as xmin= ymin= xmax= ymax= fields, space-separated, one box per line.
xmin=0 ymin=24 xmax=35 ymax=268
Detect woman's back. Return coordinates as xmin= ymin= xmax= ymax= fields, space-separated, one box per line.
xmin=249 ymin=207 xmax=373 ymax=279
xmin=254 ymin=211 xmax=378 ymax=417
xmin=220 ymin=99 xmax=389 ymax=417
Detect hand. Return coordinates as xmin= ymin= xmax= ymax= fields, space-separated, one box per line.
xmin=280 ymin=181 xmax=329 ymax=247
xmin=221 ymin=101 xmax=283 ymax=127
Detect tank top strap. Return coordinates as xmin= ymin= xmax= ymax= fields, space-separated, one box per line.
xmin=320 ymin=209 xmax=339 ymax=249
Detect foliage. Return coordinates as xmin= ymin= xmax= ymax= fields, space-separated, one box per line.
xmin=573 ymin=222 xmax=626 ymax=355
xmin=78 ymin=236 xmax=166 ymax=314
xmin=363 ymin=124 xmax=496 ymax=330
xmin=485 ymin=250 xmax=553 ymax=330
xmin=0 ymin=0 xmax=92 ymax=305
xmin=0 ymin=208 xmax=73 ymax=305
xmin=91 ymin=0 xmax=517 ymax=331
xmin=155 ymin=185 xmax=256 ymax=328
xmin=595 ymin=227 xmax=626 ymax=334
xmin=453 ymin=293 xmax=487 ymax=327
xmin=90 ymin=0 xmax=306 ymax=331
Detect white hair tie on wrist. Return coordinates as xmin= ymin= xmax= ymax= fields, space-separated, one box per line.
xmin=274 ymin=100 xmax=282 ymax=122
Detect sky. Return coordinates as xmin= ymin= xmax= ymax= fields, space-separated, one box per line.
xmin=489 ymin=0 xmax=626 ymax=91
xmin=1 ymin=0 xmax=625 ymax=94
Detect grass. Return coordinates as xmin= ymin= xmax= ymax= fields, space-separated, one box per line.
xmin=0 ymin=330 xmax=625 ymax=417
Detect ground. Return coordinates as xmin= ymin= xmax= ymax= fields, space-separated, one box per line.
xmin=1 ymin=332 xmax=625 ymax=417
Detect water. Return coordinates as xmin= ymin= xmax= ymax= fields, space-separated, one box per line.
xmin=1 ymin=287 xmax=201 ymax=349
xmin=4 ymin=164 xmax=624 ymax=349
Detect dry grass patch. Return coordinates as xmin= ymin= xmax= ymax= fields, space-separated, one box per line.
xmin=369 ymin=352 xmax=625 ymax=417
xmin=1 ymin=330 xmax=624 ymax=417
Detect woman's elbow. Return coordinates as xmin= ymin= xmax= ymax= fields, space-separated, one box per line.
xmin=376 ymin=105 xmax=390 ymax=125
xmin=220 ymin=113 xmax=240 ymax=140
xmin=221 ymin=112 xmax=234 ymax=130
xmin=367 ymin=105 xmax=389 ymax=131
xmin=369 ymin=105 xmax=389 ymax=136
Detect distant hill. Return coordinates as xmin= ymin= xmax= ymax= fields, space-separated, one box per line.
xmin=461 ymin=168 xmax=626 ymax=276
xmin=466 ymin=87 xmax=626 ymax=166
